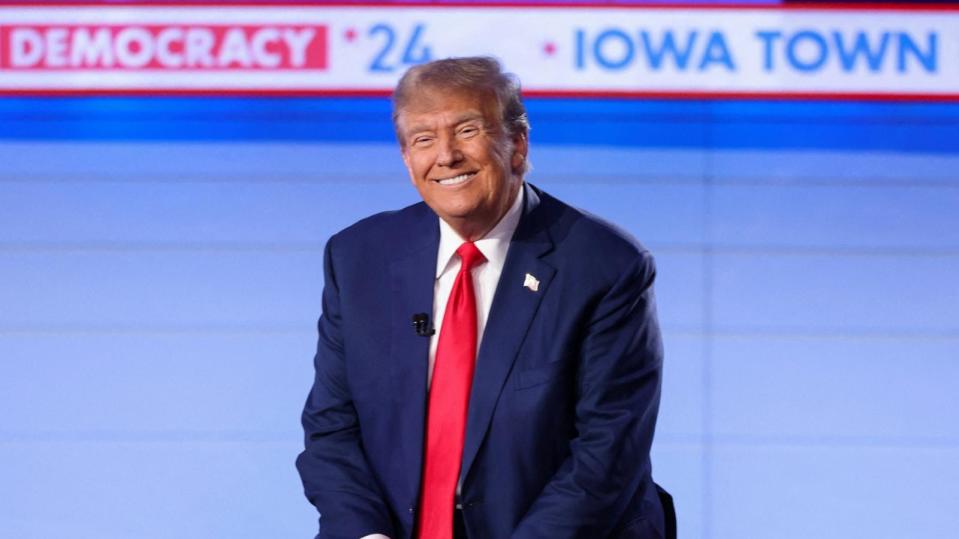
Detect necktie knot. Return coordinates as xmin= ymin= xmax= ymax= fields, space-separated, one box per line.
xmin=456 ymin=242 xmax=486 ymax=272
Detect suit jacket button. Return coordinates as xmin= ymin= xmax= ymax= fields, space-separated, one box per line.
xmin=408 ymin=505 xmax=415 ymax=514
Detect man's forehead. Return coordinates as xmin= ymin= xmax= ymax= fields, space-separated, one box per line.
xmin=396 ymin=87 xmax=498 ymax=129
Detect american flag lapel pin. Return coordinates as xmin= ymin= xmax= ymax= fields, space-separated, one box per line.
xmin=523 ymin=273 xmax=540 ymax=292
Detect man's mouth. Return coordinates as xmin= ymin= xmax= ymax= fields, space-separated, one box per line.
xmin=432 ymin=172 xmax=477 ymax=186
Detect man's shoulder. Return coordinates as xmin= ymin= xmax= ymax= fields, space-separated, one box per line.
xmin=534 ymin=187 xmax=652 ymax=268
xmin=326 ymin=200 xmax=435 ymax=259
xmin=529 ymin=188 xmax=658 ymax=296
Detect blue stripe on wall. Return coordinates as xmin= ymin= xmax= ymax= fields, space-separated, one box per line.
xmin=1 ymin=97 xmax=957 ymax=153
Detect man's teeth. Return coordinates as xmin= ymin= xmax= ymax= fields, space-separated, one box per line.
xmin=436 ymin=173 xmax=474 ymax=186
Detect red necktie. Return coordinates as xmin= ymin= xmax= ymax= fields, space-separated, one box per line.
xmin=417 ymin=242 xmax=486 ymax=539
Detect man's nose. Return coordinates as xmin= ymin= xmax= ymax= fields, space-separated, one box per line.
xmin=435 ymin=135 xmax=463 ymax=167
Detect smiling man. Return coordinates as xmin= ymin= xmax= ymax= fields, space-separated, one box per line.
xmin=296 ymin=57 xmax=673 ymax=539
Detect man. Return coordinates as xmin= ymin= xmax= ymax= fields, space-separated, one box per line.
xmin=296 ymin=57 xmax=671 ymax=539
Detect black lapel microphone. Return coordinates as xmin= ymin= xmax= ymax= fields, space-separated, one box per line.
xmin=412 ymin=313 xmax=435 ymax=337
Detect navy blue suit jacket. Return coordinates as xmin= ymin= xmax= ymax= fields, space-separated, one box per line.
xmin=297 ymin=184 xmax=666 ymax=538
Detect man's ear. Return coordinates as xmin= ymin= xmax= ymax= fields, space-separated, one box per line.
xmin=511 ymin=131 xmax=529 ymax=173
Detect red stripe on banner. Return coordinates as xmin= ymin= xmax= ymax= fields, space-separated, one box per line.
xmin=0 ymin=24 xmax=328 ymax=70
xmin=0 ymin=2 xmax=957 ymax=13
xmin=523 ymin=90 xmax=959 ymax=102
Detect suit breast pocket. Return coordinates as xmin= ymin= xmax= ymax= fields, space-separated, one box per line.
xmin=513 ymin=360 xmax=575 ymax=390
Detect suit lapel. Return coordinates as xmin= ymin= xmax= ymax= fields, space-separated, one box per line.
xmin=459 ymin=189 xmax=556 ymax=485
xmin=388 ymin=204 xmax=439 ymax=502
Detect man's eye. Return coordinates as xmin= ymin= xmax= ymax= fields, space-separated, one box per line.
xmin=413 ymin=137 xmax=433 ymax=146
xmin=459 ymin=126 xmax=479 ymax=137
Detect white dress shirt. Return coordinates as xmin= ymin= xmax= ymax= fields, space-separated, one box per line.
xmin=427 ymin=182 xmax=525 ymax=386
xmin=359 ymin=184 xmax=527 ymax=539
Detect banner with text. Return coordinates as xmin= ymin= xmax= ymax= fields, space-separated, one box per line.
xmin=0 ymin=4 xmax=956 ymax=98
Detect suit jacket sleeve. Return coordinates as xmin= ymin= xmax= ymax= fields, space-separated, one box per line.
xmin=512 ymin=250 xmax=664 ymax=538
xmin=296 ymin=236 xmax=395 ymax=539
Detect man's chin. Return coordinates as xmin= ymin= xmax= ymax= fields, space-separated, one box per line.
xmin=435 ymin=211 xmax=476 ymax=226
xmin=427 ymin=199 xmax=479 ymax=221
xmin=435 ymin=209 xmax=495 ymax=237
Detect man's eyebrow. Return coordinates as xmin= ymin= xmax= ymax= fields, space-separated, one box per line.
xmin=403 ymin=110 xmax=486 ymax=137
xmin=452 ymin=111 xmax=485 ymax=125
xmin=404 ymin=123 xmax=431 ymax=136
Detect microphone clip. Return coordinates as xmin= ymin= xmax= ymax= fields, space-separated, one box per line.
xmin=412 ymin=313 xmax=435 ymax=337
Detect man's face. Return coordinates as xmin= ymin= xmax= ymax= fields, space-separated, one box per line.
xmin=397 ymin=88 xmax=527 ymax=241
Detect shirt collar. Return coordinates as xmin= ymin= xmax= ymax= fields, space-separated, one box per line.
xmin=435 ymin=182 xmax=526 ymax=279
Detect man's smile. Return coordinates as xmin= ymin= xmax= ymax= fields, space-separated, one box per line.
xmin=431 ymin=171 xmax=478 ymax=186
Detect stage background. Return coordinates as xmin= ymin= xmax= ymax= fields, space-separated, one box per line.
xmin=1 ymin=1 xmax=958 ymax=538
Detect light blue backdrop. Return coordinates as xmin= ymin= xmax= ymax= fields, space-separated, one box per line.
xmin=1 ymin=92 xmax=958 ymax=539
